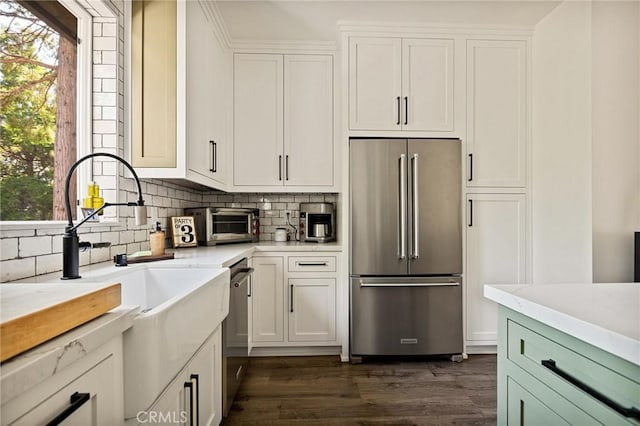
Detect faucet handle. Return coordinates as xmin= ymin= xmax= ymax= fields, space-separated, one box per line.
xmin=92 ymin=242 xmax=111 ymax=249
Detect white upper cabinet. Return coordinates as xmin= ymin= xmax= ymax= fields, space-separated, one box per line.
xmin=233 ymin=54 xmax=284 ymax=186
xmin=349 ymin=37 xmax=402 ymax=131
xmin=402 ymin=38 xmax=455 ymax=131
xmin=233 ymin=53 xmax=334 ymax=190
xmin=466 ymin=39 xmax=527 ymax=188
xmin=130 ymin=0 xmax=230 ymax=190
xmin=349 ymin=36 xmax=454 ymax=132
xmin=284 ymin=55 xmax=334 ymax=186
xmin=186 ymin=1 xmax=227 ymax=186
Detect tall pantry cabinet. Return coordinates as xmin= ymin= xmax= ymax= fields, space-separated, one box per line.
xmin=346 ymin=30 xmax=530 ymax=354
xmin=464 ymin=38 xmax=529 ymax=350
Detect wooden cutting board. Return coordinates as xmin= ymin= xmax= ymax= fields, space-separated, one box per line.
xmin=126 ymin=252 xmax=175 ymax=264
xmin=0 ymin=283 xmax=121 ymax=362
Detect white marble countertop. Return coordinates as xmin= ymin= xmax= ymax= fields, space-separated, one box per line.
xmin=0 ymin=305 xmax=138 ymax=405
xmin=484 ymin=283 xmax=640 ymax=366
xmin=13 ymin=241 xmax=342 ymax=283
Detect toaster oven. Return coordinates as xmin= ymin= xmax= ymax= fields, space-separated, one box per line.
xmin=185 ymin=207 xmax=258 ymax=246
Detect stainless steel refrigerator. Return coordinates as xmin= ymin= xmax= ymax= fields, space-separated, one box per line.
xmin=350 ymin=138 xmax=462 ymax=358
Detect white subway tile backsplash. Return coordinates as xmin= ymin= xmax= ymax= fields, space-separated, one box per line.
xmin=19 ymin=236 xmax=52 ymax=257
xmin=119 ymin=230 xmax=134 ymax=244
xmin=2 ymin=258 xmax=35 ymax=282
xmin=93 ymin=120 xmax=117 ymax=134
xmin=1 ymin=229 xmax=36 ymax=238
xmin=52 ymin=235 xmax=62 ymax=253
xmin=93 ymin=22 xmax=102 ymax=36
xmin=91 ymin=247 xmax=111 ymax=264
xmin=110 ymin=245 xmax=127 ymax=258
xmin=93 ymin=36 xmax=116 ymax=51
xmin=93 ymin=92 xmax=117 ymax=106
xmin=101 ymin=231 xmax=120 ymax=246
xmin=36 ymin=253 xmax=63 ymax=276
xmin=134 ymin=230 xmax=148 ymax=242
xmin=1 ymin=239 xmax=18 ymax=260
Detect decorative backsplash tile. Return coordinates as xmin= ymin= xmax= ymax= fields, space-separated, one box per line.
xmin=201 ymin=193 xmax=337 ymax=241
xmin=0 ymin=189 xmax=337 ymax=282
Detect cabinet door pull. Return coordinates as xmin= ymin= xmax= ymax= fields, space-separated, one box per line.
xmin=541 ymin=359 xmax=640 ymax=420
xmin=297 ymin=262 xmax=328 ymax=266
xmin=468 ymin=199 xmax=473 ymax=227
xmin=404 ymin=96 xmax=408 ymax=125
xmin=248 ymin=276 xmax=252 ymax=297
xmin=290 ymin=284 xmax=294 ymax=313
xmin=184 ymin=381 xmax=194 ymax=426
xmin=278 ymin=155 xmax=282 ymax=181
xmin=468 ymin=153 xmax=473 ymax=182
xmin=396 ymin=96 xmax=401 ymax=125
xmin=190 ymin=374 xmax=200 ymax=426
xmin=285 ymin=155 xmax=289 ymax=181
xmin=46 ymin=392 xmax=90 ymax=426
xmin=209 ymin=141 xmax=217 ymax=173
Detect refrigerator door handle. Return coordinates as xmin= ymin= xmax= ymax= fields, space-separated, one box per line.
xmin=360 ymin=280 xmax=459 ymax=288
xmin=398 ymin=154 xmax=407 ymax=259
xmin=411 ymin=153 xmax=419 ymax=259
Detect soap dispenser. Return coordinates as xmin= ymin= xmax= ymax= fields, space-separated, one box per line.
xmin=150 ymin=221 xmax=165 ymax=256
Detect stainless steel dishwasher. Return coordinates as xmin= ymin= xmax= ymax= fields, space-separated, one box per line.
xmin=222 ymin=258 xmax=252 ymax=417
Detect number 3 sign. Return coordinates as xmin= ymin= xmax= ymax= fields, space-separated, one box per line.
xmin=170 ymin=216 xmax=198 ymax=248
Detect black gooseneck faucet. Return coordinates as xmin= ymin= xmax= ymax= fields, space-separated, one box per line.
xmin=62 ymin=153 xmax=147 ymax=280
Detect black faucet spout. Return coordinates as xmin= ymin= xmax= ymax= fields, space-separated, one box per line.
xmin=61 ymin=153 xmax=146 ymax=280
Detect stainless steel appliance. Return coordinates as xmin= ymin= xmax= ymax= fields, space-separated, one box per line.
xmin=185 ymin=207 xmax=258 ymax=246
xmin=350 ymin=138 xmax=462 ymax=359
xmin=222 ymin=258 xmax=253 ymax=417
xmin=299 ymin=202 xmax=336 ymax=243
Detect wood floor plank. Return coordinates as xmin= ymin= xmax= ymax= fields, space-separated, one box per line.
xmin=223 ymin=355 xmax=497 ymax=425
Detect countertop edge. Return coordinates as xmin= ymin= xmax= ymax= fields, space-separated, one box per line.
xmin=0 ymin=305 xmax=139 ymax=405
xmin=484 ymin=284 xmax=640 ymax=366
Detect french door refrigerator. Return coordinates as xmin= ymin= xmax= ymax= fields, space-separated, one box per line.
xmin=350 ymin=138 xmax=462 ymax=358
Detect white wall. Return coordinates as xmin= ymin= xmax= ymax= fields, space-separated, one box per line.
xmin=532 ymin=1 xmax=593 ymax=283
xmin=591 ymin=1 xmax=640 ymax=283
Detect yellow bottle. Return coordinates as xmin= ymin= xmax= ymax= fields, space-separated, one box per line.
xmin=82 ymin=181 xmax=96 ymax=209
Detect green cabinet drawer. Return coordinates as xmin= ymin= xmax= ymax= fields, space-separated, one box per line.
xmin=507 ymin=318 xmax=640 ymax=425
xmin=507 ymin=375 xmax=597 ymax=425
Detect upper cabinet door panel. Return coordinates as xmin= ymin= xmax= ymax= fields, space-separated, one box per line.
xmin=349 ymin=37 xmax=402 ymax=131
xmin=402 ymin=38 xmax=454 ymax=132
xmin=234 ymin=54 xmax=283 ymax=186
xmin=131 ymin=0 xmax=177 ymax=168
xmin=284 ymin=55 xmax=333 ymax=186
xmin=466 ymin=40 xmax=527 ymax=188
xmin=186 ymin=1 xmax=215 ymax=179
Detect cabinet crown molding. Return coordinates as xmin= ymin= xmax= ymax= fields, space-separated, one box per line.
xmin=337 ymin=21 xmax=534 ymax=36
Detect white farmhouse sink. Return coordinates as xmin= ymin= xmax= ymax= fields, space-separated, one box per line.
xmin=90 ymin=264 xmax=230 ymax=419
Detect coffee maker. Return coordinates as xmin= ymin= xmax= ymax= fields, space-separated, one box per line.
xmin=299 ymin=203 xmax=336 ymax=243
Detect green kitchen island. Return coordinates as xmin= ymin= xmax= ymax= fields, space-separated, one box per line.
xmin=485 ymin=283 xmax=639 ymax=425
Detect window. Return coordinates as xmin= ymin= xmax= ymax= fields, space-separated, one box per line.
xmin=0 ymin=0 xmax=91 ymax=223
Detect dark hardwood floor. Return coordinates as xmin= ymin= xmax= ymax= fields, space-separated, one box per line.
xmin=223 ymin=355 xmax=497 ymax=425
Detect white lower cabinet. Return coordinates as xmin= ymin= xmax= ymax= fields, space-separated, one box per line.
xmin=2 ymin=337 xmax=124 ymax=426
xmin=288 ymin=278 xmax=336 ymax=342
xmin=251 ymin=254 xmax=338 ymax=348
xmin=251 ymin=256 xmax=285 ymax=343
xmin=465 ymin=193 xmax=526 ymax=347
xmin=142 ymin=327 xmax=222 ymax=426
